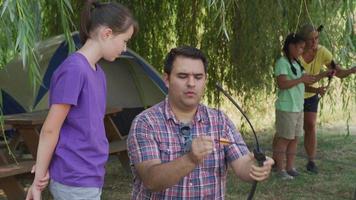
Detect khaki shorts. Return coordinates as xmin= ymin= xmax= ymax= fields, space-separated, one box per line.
xmin=275 ymin=110 xmax=303 ymax=140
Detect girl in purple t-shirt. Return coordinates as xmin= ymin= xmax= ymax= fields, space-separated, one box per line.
xmin=26 ymin=1 xmax=137 ymax=200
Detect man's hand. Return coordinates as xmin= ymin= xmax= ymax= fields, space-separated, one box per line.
xmin=187 ymin=136 xmax=214 ymax=165
xmin=300 ymin=74 xmax=316 ymax=85
xmin=249 ymin=154 xmax=274 ymax=182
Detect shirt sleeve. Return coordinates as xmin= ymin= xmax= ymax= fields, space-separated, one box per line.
xmin=127 ymin=116 xmax=160 ymax=165
xmin=222 ymin=113 xmax=250 ymax=163
xmin=274 ymin=58 xmax=289 ymax=77
xmin=49 ymin=66 xmax=84 ymax=106
xmin=320 ymin=46 xmax=333 ymax=67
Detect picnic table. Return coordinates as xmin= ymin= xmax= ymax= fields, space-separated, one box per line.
xmin=0 ymin=107 xmax=129 ymax=200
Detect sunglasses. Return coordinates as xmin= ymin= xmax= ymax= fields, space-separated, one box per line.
xmin=180 ymin=125 xmax=192 ymax=152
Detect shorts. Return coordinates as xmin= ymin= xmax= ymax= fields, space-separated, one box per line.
xmin=276 ymin=110 xmax=304 ymax=140
xmin=304 ymin=95 xmax=319 ymax=112
xmin=49 ymin=180 xmax=102 ymax=200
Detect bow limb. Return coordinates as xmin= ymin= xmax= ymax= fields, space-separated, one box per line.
xmin=215 ymin=83 xmax=266 ymax=200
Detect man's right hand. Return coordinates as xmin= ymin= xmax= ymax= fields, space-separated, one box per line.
xmin=300 ymin=74 xmax=316 ymax=85
xmin=187 ymin=136 xmax=214 ymax=165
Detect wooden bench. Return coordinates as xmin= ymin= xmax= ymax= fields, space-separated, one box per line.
xmin=109 ymin=138 xmax=127 ymax=154
xmin=108 ymin=137 xmax=130 ymax=172
xmin=0 ymin=160 xmax=34 ymax=178
xmin=0 ymin=160 xmax=35 ymax=200
xmin=0 ymin=124 xmax=14 ymax=149
xmin=105 ymin=109 xmax=131 ymax=172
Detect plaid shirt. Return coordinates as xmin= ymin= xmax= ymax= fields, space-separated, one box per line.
xmin=127 ymin=98 xmax=249 ymax=200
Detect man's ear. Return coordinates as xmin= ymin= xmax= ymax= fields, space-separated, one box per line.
xmin=163 ymin=73 xmax=169 ymax=88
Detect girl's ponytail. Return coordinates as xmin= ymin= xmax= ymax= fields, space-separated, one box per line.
xmin=80 ymin=0 xmax=98 ymax=44
xmin=79 ymin=1 xmax=138 ymax=45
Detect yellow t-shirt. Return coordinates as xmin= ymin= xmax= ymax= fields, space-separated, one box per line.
xmin=299 ymin=45 xmax=333 ymax=98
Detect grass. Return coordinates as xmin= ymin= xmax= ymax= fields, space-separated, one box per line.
xmin=226 ymin=129 xmax=356 ymax=200
xmin=1 ymin=127 xmax=355 ymax=200
xmin=100 ymin=127 xmax=356 ymax=200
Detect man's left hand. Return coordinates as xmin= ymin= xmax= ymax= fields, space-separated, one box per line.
xmin=249 ymin=155 xmax=274 ymax=181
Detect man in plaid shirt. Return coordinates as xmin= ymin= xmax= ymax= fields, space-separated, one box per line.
xmin=127 ymin=46 xmax=274 ymax=199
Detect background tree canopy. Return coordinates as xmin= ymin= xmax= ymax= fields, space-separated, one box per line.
xmin=1 ymin=0 xmax=355 ymax=131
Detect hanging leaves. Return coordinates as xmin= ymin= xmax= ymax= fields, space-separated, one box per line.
xmin=0 ymin=0 xmax=354 ymax=131
xmin=1 ymin=0 xmax=42 ymax=94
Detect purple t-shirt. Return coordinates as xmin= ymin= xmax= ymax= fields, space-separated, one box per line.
xmin=49 ymin=52 xmax=108 ymax=187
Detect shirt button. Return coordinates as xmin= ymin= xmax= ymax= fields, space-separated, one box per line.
xmin=189 ymin=182 xmax=193 ymax=186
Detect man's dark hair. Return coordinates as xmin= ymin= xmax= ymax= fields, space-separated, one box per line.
xmin=164 ymin=46 xmax=208 ymax=75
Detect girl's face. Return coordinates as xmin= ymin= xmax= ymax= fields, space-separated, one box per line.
xmin=101 ymin=25 xmax=134 ymax=61
xmin=289 ymin=41 xmax=305 ymax=59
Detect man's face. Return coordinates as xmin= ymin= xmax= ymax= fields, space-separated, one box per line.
xmin=164 ymin=56 xmax=206 ymax=111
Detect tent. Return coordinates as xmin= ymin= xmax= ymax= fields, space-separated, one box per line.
xmin=0 ymin=33 xmax=167 ymax=116
xmin=0 ymin=33 xmax=167 ymax=136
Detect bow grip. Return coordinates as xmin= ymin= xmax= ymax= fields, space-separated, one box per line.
xmin=253 ymin=149 xmax=266 ymax=167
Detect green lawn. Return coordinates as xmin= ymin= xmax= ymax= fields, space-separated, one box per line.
xmin=225 ymin=130 xmax=356 ymax=200
xmin=100 ymin=128 xmax=356 ymax=200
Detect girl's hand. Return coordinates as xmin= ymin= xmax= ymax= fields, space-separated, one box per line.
xmin=351 ymin=66 xmax=356 ymax=74
xmin=327 ymin=69 xmax=337 ymax=78
xmin=31 ymin=165 xmax=50 ymax=191
xmin=25 ymin=184 xmax=42 ymax=200
xmin=317 ymin=87 xmax=327 ymax=96
xmin=301 ymin=74 xmax=316 ymax=85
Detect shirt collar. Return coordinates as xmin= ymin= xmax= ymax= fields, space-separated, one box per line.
xmin=163 ymin=97 xmax=206 ymax=125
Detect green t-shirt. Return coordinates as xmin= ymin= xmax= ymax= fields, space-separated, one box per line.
xmin=274 ymin=57 xmax=305 ymax=112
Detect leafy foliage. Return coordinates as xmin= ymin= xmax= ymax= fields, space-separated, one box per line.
xmin=0 ymin=0 xmax=355 ymax=129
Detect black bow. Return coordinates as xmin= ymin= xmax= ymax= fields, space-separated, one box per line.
xmin=215 ymin=83 xmax=266 ymax=200
xmin=327 ymin=60 xmax=337 ymax=88
xmin=317 ymin=25 xmax=324 ymax=32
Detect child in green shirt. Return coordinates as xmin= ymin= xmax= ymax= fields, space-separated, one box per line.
xmin=273 ymin=33 xmax=315 ymax=180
